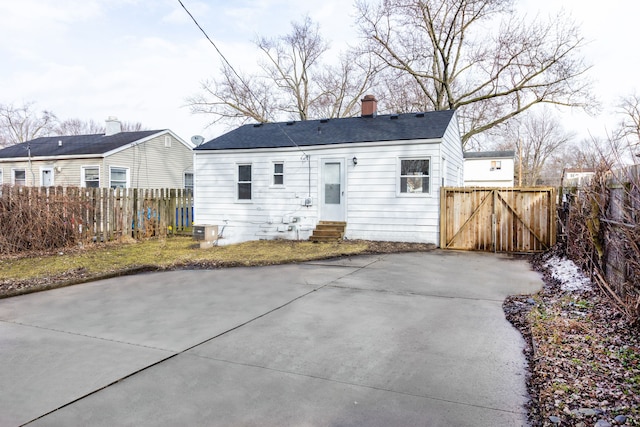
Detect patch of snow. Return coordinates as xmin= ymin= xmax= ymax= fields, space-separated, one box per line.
xmin=544 ymin=256 xmax=592 ymax=292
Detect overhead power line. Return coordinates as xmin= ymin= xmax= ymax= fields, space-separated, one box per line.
xmin=176 ymin=0 xmax=252 ymax=102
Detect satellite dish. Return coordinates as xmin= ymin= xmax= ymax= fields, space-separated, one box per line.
xmin=191 ymin=135 xmax=205 ymax=146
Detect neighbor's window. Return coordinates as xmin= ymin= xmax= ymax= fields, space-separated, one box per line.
xmin=490 ymin=160 xmax=502 ymax=171
xmin=184 ymin=172 xmax=194 ymax=191
xmin=273 ymin=162 xmax=284 ymax=186
xmin=164 ymin=135 xmax=171 ymax=148
xmin=0 ymin=169 xmax=3 ymax=185
xmin=400 ymin=158 xmax=430 ymax=194
xmin=110 ymin=167 xmax=129 ymax=189
xmin=82 ymin=166 xmax=100 ymax=188
xmin=237 ymin=164 xmax=252 ymax=200
xmin=12 ymin=169 xmax=26 ymax=186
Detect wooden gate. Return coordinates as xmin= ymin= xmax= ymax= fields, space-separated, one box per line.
xmin=440 ymin=187 xmax=556 ymax=253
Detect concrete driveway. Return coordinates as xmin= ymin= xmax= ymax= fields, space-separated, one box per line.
xmin=0 ymin=250 xmax=542 ymax=427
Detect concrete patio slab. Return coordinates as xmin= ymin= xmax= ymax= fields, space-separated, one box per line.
xmin=0 ymin=250 xmax=542 ymax=426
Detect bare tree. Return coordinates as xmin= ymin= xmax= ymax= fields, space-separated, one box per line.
xmin=355 ymin=0 xmax=593 ymax=148
xmin=0 ymin=102 xmax=58 ymax=146
xmin=56 ymin=118 xmax=105 ymax=135
xmin=188 ymin=16 xmax=378 ymax=127
xmin=493 ymin=108 xmax=574 ymax=185
xmin=55 ymin=118 xmax=145 ymax=135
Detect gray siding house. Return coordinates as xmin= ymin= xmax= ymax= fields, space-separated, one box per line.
xmin=193 ymin=97 xmax=464 ymax=245
xmin=0 ymin=119 xmax=194 ymax=189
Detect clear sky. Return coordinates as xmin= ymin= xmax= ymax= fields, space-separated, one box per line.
xmin=0 ymin=0 xmax=637 ymax=144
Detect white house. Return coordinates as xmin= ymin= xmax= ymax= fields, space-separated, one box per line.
xmin=0 ymin=118 xmax=195 ymax=189
xmin=463 ymin=150 xmax=515 ymax=187
xmin=193 ymin=96 xmax=464 ymax=245
xmin=561 ymin=168 xmax=595 ymax=187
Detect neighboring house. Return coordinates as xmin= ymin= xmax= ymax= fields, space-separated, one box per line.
xmin=463 ymin=150 xmax=515 ymax=187
xmin=193 ymin=96 xmax=464 ymax=245
xmin=560 ymin=167 xmax=595 ymax=187
xmin=0 ymin=118 xmax=194 ymax=189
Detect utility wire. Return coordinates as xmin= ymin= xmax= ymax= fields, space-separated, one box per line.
xmin=177 ymin=0 xmax=258 ymax=108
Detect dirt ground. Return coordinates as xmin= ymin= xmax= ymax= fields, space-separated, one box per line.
xmin=504 ymin=249 xmax=640 ymax=427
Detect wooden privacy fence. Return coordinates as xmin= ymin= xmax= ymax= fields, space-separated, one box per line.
xmin=1 ymin=186 xmax=193 ymax=243
xmin=440 ymin=187 xmax=556 ymax=253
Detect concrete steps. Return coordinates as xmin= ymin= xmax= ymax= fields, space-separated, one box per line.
xmin=310 ymin=221 xmax=346 ymax=242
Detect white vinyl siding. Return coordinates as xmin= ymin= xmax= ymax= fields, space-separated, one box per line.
xmin=105 ymin=132 xmax=193 ymax=188
xmin=194 ymin=111 xmax=463 ymax=246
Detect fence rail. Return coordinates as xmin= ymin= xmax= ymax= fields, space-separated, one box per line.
xmin=0 ymin=186 xmax=193 ymax=245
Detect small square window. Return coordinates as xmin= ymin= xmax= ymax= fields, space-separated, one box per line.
xmin=273 ymin=162 xmax=284 ymax=185
xmin=400 ymin=159 xmax=430 ymax=194
xmin=110 ymin=167 xmax=129 ymax=189
xmin=12 ymin=169 xmax=26 ymax=186
xmin=491 ymin=160 xmax=502 ymax=171
xmin=83 ymin=166 xmax=100 ymax=188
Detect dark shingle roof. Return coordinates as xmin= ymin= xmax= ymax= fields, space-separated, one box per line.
xmin=0 ymin=130 xmax=163 ymax=159
xmin=463 ymin=150 xmax=515 ymax=159
xmin=195 ymin=110 xmax=456 ymax=151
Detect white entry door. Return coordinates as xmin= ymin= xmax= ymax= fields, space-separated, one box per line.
xmin=321 ymin=159 xmax=345 ymax=221
xmin=41 ymin=168 xmax=54 ymax=187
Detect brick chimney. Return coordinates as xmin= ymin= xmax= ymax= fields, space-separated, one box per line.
xmin=105 ymin=116 xmax=122 ymax=136
xmin=361 ymin=95 xmax=377 ymax=117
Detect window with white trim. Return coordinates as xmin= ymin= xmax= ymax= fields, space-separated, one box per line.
xmin=490 ymin=160 xmax=502 ymax=171
xmin=0 ymin=169 xmax=3 ymax=185
xmin=399 ymin=158 xmax=430 ymax=194
xmin=12 ymin=169 xmax=26 ymax=186
xmin=273 ymin=162 xmax=284 ymax=186
xmin=109 ymin=167 xmax=129 ymax=189
xmin=164 ymin=135 xmax=171 ymax=148
xmin=184 ymin=172 xmax=194 ymax=191
xmin=82 ymin=166 xmax=100 ymax=188
xmin=237 ymin=164 xmax=252 ymax=200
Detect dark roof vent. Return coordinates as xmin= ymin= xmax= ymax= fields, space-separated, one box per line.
xmin=286 ymin=121 xmax=295 ymax=126
xmin=390 ymin=114 xmax=399 ymax=120
xmin=253 ymin=123 xmax=263 ymax=128
xmin=320 ymin=118 xmax=329 ymax=123
xmin=415 ymin=113 xmax=425 ymax=118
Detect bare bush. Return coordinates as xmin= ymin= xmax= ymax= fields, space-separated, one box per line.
xmin=564 ymin=165 xmax=640 ymax=324
xmin=0 ymin=185 xmax=83 ymax=254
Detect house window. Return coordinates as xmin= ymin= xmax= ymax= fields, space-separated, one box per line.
xmin=164 ymin=135 xmax=171 ymax=148
xmin=82 ymin=166 xmax=100 ymax=188
xmin=237 ymin=164 xmax=252 ymax=200
xmin=184 ymin=172 xmax=194 ymax=191
xmin=273 ymin=162 xmax=284 ymax=186
xmin=0 ymin=169 xmax=3 ymax=184
xmin=399 ymin=158 xmax=430 ymax=194
xmin=490 ymin=160 xmax=502 ymax=171
xmin=110 ymin=167 xmax=129 ymax=189
xmin=12 ymin=169 xmax=26 ymax=186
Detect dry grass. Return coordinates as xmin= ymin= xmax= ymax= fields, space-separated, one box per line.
xmin=0 ymin=236 xmax=434 ymax=298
